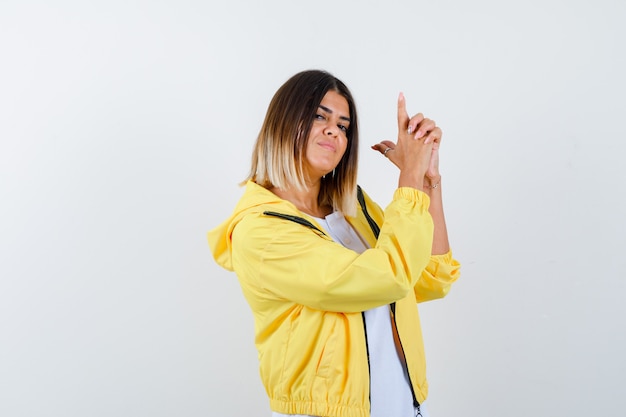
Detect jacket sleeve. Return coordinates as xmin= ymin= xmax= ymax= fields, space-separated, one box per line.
xmin=414 ymin=250 xmax=461 ymax=303
xmin=359 ymin=188 xmax=461 ymax=303
xmin=231 ymin=187 xmax=434 ymax=313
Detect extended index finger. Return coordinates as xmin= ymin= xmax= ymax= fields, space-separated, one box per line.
xmin=397 ymin=93 xmax=410 ymax=132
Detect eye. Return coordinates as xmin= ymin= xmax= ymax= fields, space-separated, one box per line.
xmin=314 ymin=113 xmax=325 ymax=120
xmin=338 ymin=124 xmax=348 ymax=133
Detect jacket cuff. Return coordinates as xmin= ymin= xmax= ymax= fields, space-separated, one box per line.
xmin=393 ymin=187 xmax=431 ymax=211
xmin=425 ymin=250 xmax=461 ymax=282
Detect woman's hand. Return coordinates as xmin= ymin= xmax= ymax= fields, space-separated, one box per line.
xmin=372 ymin=93 xmax=442 ymax=190
xmin=424 ymin=134 xmax=441 ymax=189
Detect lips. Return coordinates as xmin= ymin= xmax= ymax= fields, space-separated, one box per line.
xmin=318 ymin=141 xmax=336 ymax=152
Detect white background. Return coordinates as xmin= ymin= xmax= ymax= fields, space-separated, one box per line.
xmin=1 ymin=1 xmax=625 ymax=416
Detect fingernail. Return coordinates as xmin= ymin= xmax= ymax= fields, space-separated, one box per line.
xmin=407 ymin=125 xmax=413 ymax=135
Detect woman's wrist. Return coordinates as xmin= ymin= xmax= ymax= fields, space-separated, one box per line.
xmin=399 ymin=170 xmax=427 ymax=191
xmin=424 ymin=175 xmax=441 ymax=190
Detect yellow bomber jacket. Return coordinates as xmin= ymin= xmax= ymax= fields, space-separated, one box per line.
xmin=208 ymin=181 xmax=460 ymax=417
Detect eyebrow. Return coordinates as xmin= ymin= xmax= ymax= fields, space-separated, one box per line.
xmin=319 ymin=105 xmax=351 ymax=123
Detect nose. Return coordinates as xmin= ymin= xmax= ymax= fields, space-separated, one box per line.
xmin=324 ymin=122 xmax=339 ymax=137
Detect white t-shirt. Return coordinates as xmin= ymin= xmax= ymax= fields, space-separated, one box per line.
xmin=272 ymin=212 xmax=426 ymax=417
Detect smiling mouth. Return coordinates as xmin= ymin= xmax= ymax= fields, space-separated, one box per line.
xmin=319 ymin=143 xmax=336 ymax=152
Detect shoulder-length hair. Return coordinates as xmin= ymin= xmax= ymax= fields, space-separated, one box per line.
xmin=246 ymin=70 xmax=359 ymax=216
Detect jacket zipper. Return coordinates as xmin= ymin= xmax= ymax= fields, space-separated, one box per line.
xmin=262 ymin=211 xmax=327 ymax=236
xmin=358 ymin=186 xmax=423 ymax=414
xmin=390 ymin=302 xmax=422 ymax=413
xmin=361 ymin=312 xmax=372 ymax=414
xmin=357 ymin=185 xmax=380 ymax=238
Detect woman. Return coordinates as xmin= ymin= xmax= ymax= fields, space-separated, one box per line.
xmin=208 ymin=70 xmax=460 ymax=417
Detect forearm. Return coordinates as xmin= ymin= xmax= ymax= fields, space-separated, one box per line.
xmin=423 ymin=175 xmax=450 ymax=255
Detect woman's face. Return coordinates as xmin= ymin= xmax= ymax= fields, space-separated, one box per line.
xmin=303 ymin=90 xmax=350 ymax=181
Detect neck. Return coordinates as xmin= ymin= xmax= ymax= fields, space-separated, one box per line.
xmin=270 ymin=179 xmax=332 ymax=218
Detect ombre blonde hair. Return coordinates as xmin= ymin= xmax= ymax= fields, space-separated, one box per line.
xmin=246 ymin=70 xmax=359 ymax=216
